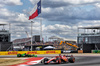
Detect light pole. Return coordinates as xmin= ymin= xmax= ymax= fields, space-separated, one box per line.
xmin=31 ymin=21 xmax=34 ymax=51
xmin=39 ymin=17 xmax=43 ymax=43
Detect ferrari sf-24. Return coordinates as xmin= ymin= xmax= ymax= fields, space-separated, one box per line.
xmin=43 ymin=54 xmax=75 ymax=64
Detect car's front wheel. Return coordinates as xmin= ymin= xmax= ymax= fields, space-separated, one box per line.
xmin=17 ymin=54 xmax=21 ymax=57
xmin=44 ymin=58 xmax=49 ymax=64
xmin=58 ymin=59 xmax=61 ymax=64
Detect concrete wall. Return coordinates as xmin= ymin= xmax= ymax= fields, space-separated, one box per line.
xmin=78 ymin=44 xmax=95 ymax=53
xmin=0 ymin=42 xmax=12 ymax=51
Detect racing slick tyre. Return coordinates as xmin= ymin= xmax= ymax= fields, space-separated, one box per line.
xmin=44 ymin=58 xmax=49 ymax=64
xmin=58 ymin=59 xmax=61 ymax=64
xmin=28 ymin=55 xmax=31 ymax=57
xmin=68 ymin=57 xmax=75 ymax=63
xmin=56 ymin=57 xmax=61 ymax=64
xmin=17 ymin=54 xmax=21 ymax=57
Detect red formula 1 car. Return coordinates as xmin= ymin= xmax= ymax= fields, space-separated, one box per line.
xmin=43 ymin=54 xmax=75 ymax=64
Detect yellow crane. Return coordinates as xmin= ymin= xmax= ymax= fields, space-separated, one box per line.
xmin=59 ymin=41 xmax=79 ymax=50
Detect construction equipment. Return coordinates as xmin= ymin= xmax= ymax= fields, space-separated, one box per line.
xmin=25 ymin=31 xmax=29 ymax=38
xmin=59 ymin=41 xmax=79 ymax=50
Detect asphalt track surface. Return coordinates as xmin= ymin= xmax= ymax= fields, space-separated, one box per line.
xmin=0 ymin=55 xmax=100 ymax=66
xmin=35 ymin=56 xmax=100 ymax=66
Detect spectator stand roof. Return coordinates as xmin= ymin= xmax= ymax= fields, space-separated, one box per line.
xmin=78 ymin=26 xmax=100 ymax=29
xmin=49 ymin=36 xmax=61 ymax=39
xmin=0 ymin=24 xmax=7 ymax=26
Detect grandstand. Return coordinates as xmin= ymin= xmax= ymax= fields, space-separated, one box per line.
xmin=13 ymin=38 xmax=31 ymax=46
xmin=13 ymin=35 xmax=40 ymax=46
xmin=13 ymin=35 xmax=77 ymax=51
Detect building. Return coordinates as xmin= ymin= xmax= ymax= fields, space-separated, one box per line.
xmin=0 ymin=24 xmax=12 ymax=51
xmin=0 ymin=30 xmax=10 ymax=42
xmin=77 ymin=26 xmax=100 ymax=53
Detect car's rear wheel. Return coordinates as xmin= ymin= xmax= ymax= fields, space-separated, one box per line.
xmin=68 ymin=57 xmax=75 ymax=63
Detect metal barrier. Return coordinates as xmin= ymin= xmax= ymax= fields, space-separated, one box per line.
xmin=61 ymin=50 xmax=78 ymax=53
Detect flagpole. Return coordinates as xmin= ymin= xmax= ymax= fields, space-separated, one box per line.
xmin=31 ymin=21 xmax=34 ymax=51
xmin=29 ymin=0 xmax=42 ymax=47
xmin=40 ymin=0 xmax=42 ymax=43
xmin=40 ymin=18 xmax=42 ymax=42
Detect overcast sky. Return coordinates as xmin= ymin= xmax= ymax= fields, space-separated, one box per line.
xmin=1 ymin=0 xmax=100 ymax=41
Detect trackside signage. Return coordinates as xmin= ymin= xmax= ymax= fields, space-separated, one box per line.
xmin=92 ymin=50 xmax=100 ymax=53
xmin=0 ymin=50 xmax=61 ymax=55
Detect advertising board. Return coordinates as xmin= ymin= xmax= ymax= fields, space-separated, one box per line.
xmin=0 ymin=50 xmax=61 ymax=55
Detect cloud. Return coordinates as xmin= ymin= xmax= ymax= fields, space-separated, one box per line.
xmin=29 ymin=0 xmax=40 ymax=5
xmin=59 ymin=0 xmax=100 ymax=5
xmin=1 ymin=7 xmax=100 ymax=41
xmin=7 ymin=19 xmax=100 ymax=41
xmin=15 ymin=14 xmax=28 ymax=22
xmin=29 ymin=0 xmax=100 ymax=24
xmin=43 ymin=24 xmax=74 ymax=38
xmin=1 ymin=0 xmax=100 ymax=41
xmin=0 ymin=7 xmax=30 ymax=23
xmin=42 ymin=19 xmax=100 ymax=40
xmin=78 ymin=20 xmax=100 ymax=27
xmin=0 ymin=8 xmax=32 ymax=40
xmin=41 ymin=4 xmax=100 ymax=24
xmin=43 ymin=24 xmax=71 ymax=31
xmin=42 ymin=0 xmax=71 ymax=8
xmin=30 ymin=0 xmax=100 ymax=8
xmin=0 ymin=0 xmax=23 ymax=6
